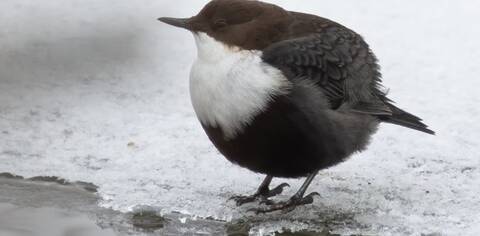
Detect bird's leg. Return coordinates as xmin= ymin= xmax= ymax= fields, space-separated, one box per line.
xmin=229 ymin=175 xmax=290 ymax=206
xmin=249 ymin=171 xmax=319 ymax=214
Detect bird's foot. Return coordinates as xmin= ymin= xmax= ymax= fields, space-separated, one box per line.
xmin=248 ymin=192 xmax=320 ymax=214
xmin=229 ymin=183 xmax=289 ymax=206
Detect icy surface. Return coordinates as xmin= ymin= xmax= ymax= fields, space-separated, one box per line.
xmin=0 ymin=0 xmax=479 ymax=235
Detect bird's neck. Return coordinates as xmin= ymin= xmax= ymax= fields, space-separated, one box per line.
xmin=193 ymin=33 xmax=244 ymax=62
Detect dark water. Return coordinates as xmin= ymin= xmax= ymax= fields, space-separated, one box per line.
xmin=0 ymin=203 xmax=116 ymax=236
xmin=0 ymin=173 xmax=343 ymax=236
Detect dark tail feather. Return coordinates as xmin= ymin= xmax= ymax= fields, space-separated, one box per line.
xmin=380 ymin=104 xmax=435 ymax=135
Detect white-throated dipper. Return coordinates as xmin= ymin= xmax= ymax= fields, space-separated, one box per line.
xmin=159 ymin=0 xmax=434 ymax=213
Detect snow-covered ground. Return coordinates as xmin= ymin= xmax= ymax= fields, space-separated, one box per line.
xmin=1 ymin=0 xmax=479 ymax=235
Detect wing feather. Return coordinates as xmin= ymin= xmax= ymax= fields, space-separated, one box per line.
xmin=262 ymin=25 xmax=391 ymax=115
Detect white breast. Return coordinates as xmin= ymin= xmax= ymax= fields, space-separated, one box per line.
xmin=189 ymin=33 xmax=291 ymax=139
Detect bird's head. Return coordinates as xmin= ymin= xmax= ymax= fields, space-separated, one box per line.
xmin=158 ymin=0 xmax=289 ymax=50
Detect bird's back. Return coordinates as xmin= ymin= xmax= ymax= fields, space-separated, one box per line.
xmin=262 ymin=11 xmax=434 ymax=134
xmin=265 ymin=11 xmax=387 ymax=111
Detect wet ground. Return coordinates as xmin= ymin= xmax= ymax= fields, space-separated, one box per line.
xmin=0 ymin=173 xmax=340 ymax=236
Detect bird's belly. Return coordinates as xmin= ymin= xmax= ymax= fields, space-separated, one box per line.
xmin=201 ymin=96 xmax=344 ymax=178
xmin=201 ymin=91 xmax=379 ymax=178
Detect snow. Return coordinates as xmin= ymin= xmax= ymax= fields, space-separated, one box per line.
xmin=0 ymin=0 xmax=479 ymax=235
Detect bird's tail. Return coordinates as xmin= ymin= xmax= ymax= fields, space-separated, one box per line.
xmin=380 ymin=103 xmax=435 ymax=135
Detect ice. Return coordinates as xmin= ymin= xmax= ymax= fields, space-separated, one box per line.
xmin=1 ymin=0 xmax=479 ymax=235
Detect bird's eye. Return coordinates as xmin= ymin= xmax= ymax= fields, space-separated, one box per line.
xmin=213 ymin=19 xmax=227 ymax=29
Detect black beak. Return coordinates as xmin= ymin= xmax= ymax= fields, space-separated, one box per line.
xmin=158 ymin=17 xmax=191 ymax=30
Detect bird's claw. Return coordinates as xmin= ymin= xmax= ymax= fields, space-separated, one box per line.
xmin=266 ymin=183 xmax=290 ymax=197
xmin=248 ymin=192 xmax=320 ymax=214
xmin=228 ymin=183 xmax=290 ymax=206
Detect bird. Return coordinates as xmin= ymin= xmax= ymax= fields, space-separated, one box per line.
xmin=158 ymin=0 xmax=434 ymax=213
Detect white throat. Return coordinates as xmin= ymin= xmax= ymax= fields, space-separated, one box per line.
xmin=189 ymin=33 xmax=290 ymax=139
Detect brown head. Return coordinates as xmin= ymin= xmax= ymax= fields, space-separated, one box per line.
xmin=159 ymin=0 xmax=290 ymax=50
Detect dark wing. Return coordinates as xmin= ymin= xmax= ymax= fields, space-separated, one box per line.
xmin=262 ymin=25 xmax=392 ymax=115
